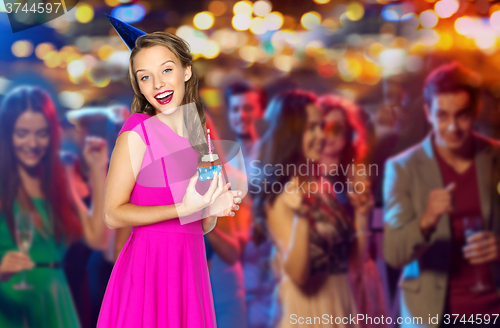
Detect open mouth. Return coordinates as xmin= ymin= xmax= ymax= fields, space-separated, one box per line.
xmin=154 ymin=90 xmax=174 ymax=105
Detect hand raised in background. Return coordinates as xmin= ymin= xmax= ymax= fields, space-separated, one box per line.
xmin=83 ymin=136 xmax=109 ymax=171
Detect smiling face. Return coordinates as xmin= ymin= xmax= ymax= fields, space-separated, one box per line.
xmin=133 ymin=46 xmax=192 ymax=115
xmin=302 ymin=103 xmax=325 ymax=161
xmin=426 ymin=90 xmax=475 ymax=151
xmin=228 ymin=91 xmax=263 ymax=138
xmin=13 ymin=110 xmax=50 ymax=168
xmin=322 ymin=109 xmax=347 ymax=158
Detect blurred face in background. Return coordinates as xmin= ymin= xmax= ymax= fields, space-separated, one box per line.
xmin=322 ymin=109 xmax=347 ymax=159
xmin=134 ymin=46 xmax=191 ymax=115
xmin=426 ymin=90 xmax=475 ymax=151
xmin=228 ymin=91 xmax=263 ymax=139
xmin=302 ymin=103 xmax=325 ymax=161
xmin=13 ymin=109 xmax=50 ymax=168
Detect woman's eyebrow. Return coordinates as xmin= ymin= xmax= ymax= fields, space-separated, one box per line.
xmin=135 ymin=60 xmax=175 ymax=74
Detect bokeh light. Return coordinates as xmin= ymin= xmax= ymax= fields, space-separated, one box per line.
xmin=203 ymin=41 xmax=220 ymax=59
xmin=434 ymin=0 xmax=459 ymax=19
xmin=232 ymin=13 xmax=252 ymax=31
xmin=420 ymin=10 xmax=439 ymax=28
xmin=111 ymin=4 xmax=146 ymax=23
xmin=44 ymin=51 xmax=62 ymax=68
xmin=250 ymin=17 xmax=267 ymax=34
xmin=233 ymin=1 xmax=253 ymax=15
xmin=381 ymin=3 xmax=415 ymax=22
xmin=338 ymin=57 xmax=362 ymax=82
xmin=491 ymin=11 xmax=500 ymax=31
xmin=213 ymin=29 xmax=239 ymax=52
xmin=209 ymin=1 xmax=227 ymax=16
xmin=67 ymin=60 xmax=86 ymax=78
xmin=317 ymin=61 xmax=336 ymax=77
xmin=239 ymin=45 xmax=258 ymax=62
xmin=104 ymin=0 xmax=120 ymax=7
xmin=455 ymin=16 xmax=476 ymax=36
xmin=253 ymin=1 xmax=272 ymax=17
xmin=76 ymin=3 xmax=94 ymax=24
xmin=313 ymin=0 xmax=330 ymax=4
xmin=194 ymin=12 xmax=215 ymax=30
xmin=98 ymin=45 xmax=115 ymax=60
xmin=11 ymin=40 xmax=34 ymax=58
xmin=301 ymin=12 xmax=321 ymax=30
xmin=274 ymin=55 xmax=293 ymax=72
xmin=59 ymin=91 xmax=85 ymax=109
xmin=346 ymin=2 xmax=364 ymax=21
xmin=475 ymin=31 xmax=496 ymax=49
xmin=263 ymin=12 xmax=283 ymax=31
xmin=35 ymin=43 xmax=55 ymax=60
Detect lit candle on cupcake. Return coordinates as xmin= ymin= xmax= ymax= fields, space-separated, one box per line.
xmin=198 ymin=129 xmax=223 ymax=181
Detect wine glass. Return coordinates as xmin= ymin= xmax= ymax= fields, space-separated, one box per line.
xmin=463 ymin=216 xmax=489 ymax=292
xmin=13 ymin=211 xmax=34 ymax=290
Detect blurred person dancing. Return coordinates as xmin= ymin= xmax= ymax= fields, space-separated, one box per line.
xmin=383 ymin=62 xmax=500 ymax=328
xmin=318 ymin=95 xmax=388 ymax=328
xmin=0 ymin=86 xmax=109 ymax=328
xmin=202 ymin=116 xmax=248 ymax=328
xmin=252 ymin=90 xmax=363 ymax=328
xmin=225 ymin=81 xmax=280 ymax=328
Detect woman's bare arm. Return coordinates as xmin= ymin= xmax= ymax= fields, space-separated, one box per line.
xmin=70 ymin=137 xmax=109 ymax=250
xmin=104 ymin=131 xmax=227 ymax=229
xmin=267 ymin=183 xmax=310 ymax=286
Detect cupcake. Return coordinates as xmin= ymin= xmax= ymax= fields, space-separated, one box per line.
xmin=198 ymin=129 xmax=223 ymax=181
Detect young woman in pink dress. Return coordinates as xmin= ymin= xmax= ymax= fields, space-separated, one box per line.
xmin=96 ymin=30 xmax=242 ymax=327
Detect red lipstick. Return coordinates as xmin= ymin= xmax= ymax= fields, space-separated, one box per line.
xmin=154 ymin=90 xmax=174 ymax=105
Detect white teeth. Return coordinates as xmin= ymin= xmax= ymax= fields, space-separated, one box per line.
xmin=155 ymin=91 xmax=173 ymax=99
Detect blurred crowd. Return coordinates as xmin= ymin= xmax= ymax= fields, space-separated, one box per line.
xmin=0 ymin=60 xmax=499 ymax=328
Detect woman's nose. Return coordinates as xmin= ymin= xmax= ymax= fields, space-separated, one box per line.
xmin=28 ymin=134 xmax=38 ymax=148
xmin=153 ymin=77 xmax=165 ymax=90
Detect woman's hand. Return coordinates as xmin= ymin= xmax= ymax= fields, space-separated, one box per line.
xmin=348 ymin=177 xmax=374 ymax=218
xmin=0 ymin=251 xmax=34 ymax=283
xmin=283 ymin=176 xmax=304 ymax=212
xmin=83 ymin=136 xmax=109 ymax=172
xmin=207 ymin=190 xmax=242 ymax=218
xmin=178 ymin=171 xmax=230 ymax=217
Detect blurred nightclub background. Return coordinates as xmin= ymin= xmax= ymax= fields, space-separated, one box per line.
xmin=1 ymin=0 xmax=500 ymax=327
xmin=1 ymin=0 xmax=499 ymax=139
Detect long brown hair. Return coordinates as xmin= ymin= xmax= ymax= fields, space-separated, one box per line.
xmin=128 ymin=32 xmax=208 ymax=159
xmin=252 ymin=90 xmax=317 ymax=244
xmin=0 ymin=86 xmax=82 ymax=243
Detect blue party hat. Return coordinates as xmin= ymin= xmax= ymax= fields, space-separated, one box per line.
xmin=105 ymin=13 xmax=147 ymax=51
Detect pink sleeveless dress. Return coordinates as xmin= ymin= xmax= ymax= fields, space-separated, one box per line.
xmin=97 ymin=113 xmax=217 ymax=328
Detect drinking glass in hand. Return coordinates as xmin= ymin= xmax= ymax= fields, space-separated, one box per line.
xmin=463 ymin=216 xmax=489 ymax=292
xmin=13 ymin=211 xmax=34 ymax=290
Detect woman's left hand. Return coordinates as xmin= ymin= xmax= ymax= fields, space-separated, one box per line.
xmin=83 ymin=136 xmax=109 ymax=171
xmin=208 ymin=190 xmax=242 ymax=218
xmin=347 ymin=177 xmax=374 ymax=216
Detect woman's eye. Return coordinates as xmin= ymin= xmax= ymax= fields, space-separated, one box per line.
xmin=15 ymin=132 xmax=28 ymax=138
xmin=163 ymin=68 xmax=172 ymax=73
xmin=140 ymin=76 xmax=149 ymax=81
xmin=37 ymin=131 xmax=49 ymax=138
